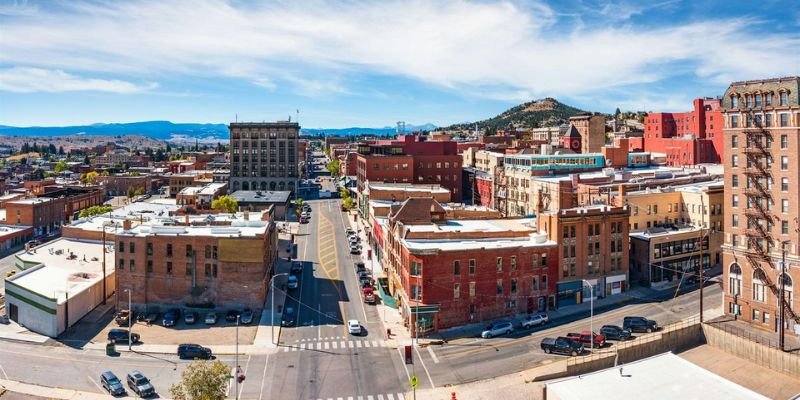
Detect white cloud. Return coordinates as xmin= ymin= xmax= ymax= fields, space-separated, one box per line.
xmin=0 ymin=0 xmax=797 ymax=108
xmin=0 ymin=67 xmax=157 ymax=93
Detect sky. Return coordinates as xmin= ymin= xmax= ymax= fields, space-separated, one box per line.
xmin=1 ymin=0 xmax=799 ymax=128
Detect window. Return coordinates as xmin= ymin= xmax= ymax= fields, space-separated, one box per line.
xmin=496 ymin=257 xmax=502 ymax=272
xmin=753 ymin=269 xmax=767 ymax=302
xmin=185 ymin=263 xmax=192 ymax=276
xmin=453 ymin=260 xmax=461 ymax=275
xmin=454 ymin=283 xmax=460 ymax=299
xmin=129 ymin=260 xmax=135 ymax=272
xmin=411 ymin=285 xmax=421 ymax=301
xmin=766 ymin=93 xmax=773 ymax=106
xmin=732 ymin=234 xmax=738 ymax=247
xmin=118 ymin=241 xmax=125 ymax=252
xmin=186 ymin=245 xmax=193 ymax=257
xmin=731 ymin=155 xmax=738 ymax=168
xmin=753 ymin=309 xmax=760 ymax=322
xmin=729 ymin=264 xmax=742 ymax=296
xmin=469 ymin=282 xmax=476 ymax=297
xmin=731 ymin=96 xmax=738 ymax=108
xmin=118 ymin=259 xmax=124 ymax=270
xmin=204 ymin=263 xmax=211 ymax=277
xmin=511 ymin=278 xmax=518 ymax=294
xmin=755 ymin=94 xmax=762 ymax=108
xmin=781 ymin=135 xmax=788 ymax=149
xmin=146 ymin=260 xmax=153 ymax=273
xmin=781 ymin=91 xmax=788 ymax=106
xmin=212 ymin=246 xmax=218 ymax=260
xmin=146 ymin=243 xmax=153 ymax=255
xmin=129 ymin=242 xmax=135 ymax=253
xmin=783 ymin=221 xmax=789 ymax=235
xmin=766 ymin=114 xmax=773 ymax=127
xmin=205 ymin=245 xmax=212 ymax=258
xmin=732 ymin=194 xmax=739 ymax=207
xmin=732 ymin=214 xmax=738 ymax=227
xmin=542 ymin=254 xmax=547 ymax=267
xmin=533 ymin=276 xmax=539 ymax=291
xmin=496 ymin=279 xmax=503 ymax=295
xmin=782 ymin=199 xmax=789 ymax=213
xmin=731 ymin=115 xmax=739 ymax=128
xmin=780 ymin=113 xmax=789 ymax=127
xmin=782 ymin=156 xmax=789 ymax=170
xmin=166 ymin=244 xmax=173 ymax=257
xmin=411 ymin=261 xmax=422 ymax=276
xmin=213 ymin=265 xmax=218 ymax=277
xmin=469 ymin=259 xmax=476 ymax=274
xmin=510 ymin=256 xmax=516 ymax=271
xmin=166 ymin=261 xmax=173 ymax=274
xmin=542 ymin=275 xmax=548 ymax=290
xmin=782 ymin=177 xmax=789 ymax=191
xmin=732 ymin=175 xmax=738 ymax=188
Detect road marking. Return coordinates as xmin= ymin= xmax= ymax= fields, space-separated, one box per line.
xmin=324 ymin=342 xmax=330 ymax=349
xmin=377 ymin=395 xmax=385 ymax=400
xmin=236 ymin=354 xmax=252 ymax=399
xmin=316 ymin=342 xmax=322 ymax=350
xmin=427 ymin=346 xmax=440 ymax=364
xmin=363 ymin=340 xmax=370 ymax=348
xmin=387 ymin=394 xmax=395 ymax=400
xmin=87 ymin=374 xmax=105 ymax=394
xmin=368 ymin=396 xmax=375 ymax=400
xmin=415 ymin=345 xmax=436 ymax=388
xmin=397 ymin=347 xmax=411 ymax=383
xmin=397 ymin=394 xmax=405 ymax=400
xmin=348 ymin=341 xmax=354 ymax=348
xmin=0 ymin=362 xmax=8 ymax=379
xmin=332 ymin=341 xmax=338 ymax=349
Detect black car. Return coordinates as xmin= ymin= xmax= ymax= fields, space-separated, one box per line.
xmin=163 ymin=308 xmax=181 ymax=327
xmin=600 ymin=325 xmax=632 ymax=341
xmin=540 ymin=337 xmax=584 ymax=356
xmin=100 ymin=371 xmax=126 ymax=396
xmin=108 ymin=328 xmax=140 ymax=344
xmin=177 ymin=343 xmax=212 ymax=359
xmin=354 ymin=262 xmax=365 ymax=272
xmin=281 ymin=307 xmax=295 ymax=327
xmin=291 ymin=262 xmax=303 ymax=274
xmin=623 ymin=316 xmax=659 ymax=333
xmin=226 ymin=309 xmax=240 ymax=322
xmin=240 ymin=308 xmax=254 ymax=325
xmin=126 ymin=370 xmax=155 ymax=397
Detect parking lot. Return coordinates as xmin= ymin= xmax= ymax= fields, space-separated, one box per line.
xmin=77 ymin=309 xmax=261 ymax=347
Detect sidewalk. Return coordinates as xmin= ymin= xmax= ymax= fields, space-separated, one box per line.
xmin=0 ymin=319 xmax=49 ymax=344
xmin=0 ymin=378 xmax=142 ymax=400
xmin=253 ymin=229 xmax=295 ymax=349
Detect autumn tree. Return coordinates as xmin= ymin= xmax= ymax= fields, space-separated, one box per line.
xmin=211 ymin=195 xmax=239 ymax=213
xmin=169 ymin=360 xmax=231 ymax=400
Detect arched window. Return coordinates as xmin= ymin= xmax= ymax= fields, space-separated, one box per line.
xmin=242 ymin=182 xmax=249 ymax=191
xmin=753 ymin=268 xmax=767 ymax=302
xmin=780 ymin=273 xmax=793 ymax=308
xmin=269 ymin=181 xmax=277 ymax=191
xmin=729 ymin=263 xmax=742 ymax=296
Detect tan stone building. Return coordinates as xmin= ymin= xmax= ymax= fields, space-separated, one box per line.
xmin=229 ymin=121 xmax=300 ymax=193
xmin=722 ymin=77 xmax=800 ymax=334
xmin=570 ymin=113 xmax=607 ymax=154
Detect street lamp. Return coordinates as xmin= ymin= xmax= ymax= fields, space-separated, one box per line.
xmin=581 ymin=279 xmax=595 ymax=353
xmin=235 ymin=314 xmax=240 ymax=400
xmin=270 ymin=272 xmax=289 ymax=345
xmin=124 ymin=288 xmax=132 ymax=351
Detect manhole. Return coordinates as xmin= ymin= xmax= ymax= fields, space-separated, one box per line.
xmin=288 ymin=365 xmax=295 ymax=368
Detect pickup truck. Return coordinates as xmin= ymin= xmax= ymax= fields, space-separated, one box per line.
xmin=566 ymin=331 xmax=606 ymax=348
xmin=362 ymin=287 xmax=376 ymax=304
xmin=540 ymin=337 xmax=584 ymax=356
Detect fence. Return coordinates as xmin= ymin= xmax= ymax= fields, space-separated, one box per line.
xmin=703 ymin=321 xmax=800 ymax=378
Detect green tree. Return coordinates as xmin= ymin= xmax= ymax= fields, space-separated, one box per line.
xmin=81 ymin=171 xmax=99 ymax=184
xmin=83 ymin=155 xmax=91 ymax=165
xmin=79 ymin=205 xmax=113 ymax=218
xmin=343 ymin=196 xmax=355 ymax=211
xmin=58 ymin=146 xmax=65 ymax=155
xmin=54 ymin=160 xmax=69 ymax=173
xmin=211 ymin=195 xmax=239 ymax=213
xmin=294 ymin=198 xmax=304 ymax=216
xmin=326 ymin=159 xmax=340 ymax=177
xmin=134 ymin=187 xmax=144 ymax=196
xmin=169 ymin=360 xmax=230 ymax=400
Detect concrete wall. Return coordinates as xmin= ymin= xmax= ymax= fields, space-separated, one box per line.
xmin=703 ymin=323 xmax=800 ymax=378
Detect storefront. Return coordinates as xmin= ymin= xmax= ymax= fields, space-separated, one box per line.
xmin=556 ymin=280 xmax=583 ymax=307
xmin=605 ymin=274 xmax=627 ymax=296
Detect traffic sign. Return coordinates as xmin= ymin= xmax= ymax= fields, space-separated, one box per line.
xmin=409 ymin=375 xmax=419 ymax=388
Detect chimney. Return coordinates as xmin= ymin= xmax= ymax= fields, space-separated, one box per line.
xmin=123 ymin=219 xmax=132 ymax=231
xmin=184 ymin=215 xmax=189 ymax=225
xmin=244 ymin=211 xmax=250 ymax=221
xmin=618 ymin=184 xmax=626 ymax=197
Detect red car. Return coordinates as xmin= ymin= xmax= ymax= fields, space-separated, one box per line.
xmin=566 ymin=331 xmax=606 ymax=348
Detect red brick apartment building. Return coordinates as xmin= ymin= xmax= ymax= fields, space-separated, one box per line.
xmin=643 ymin=98 xmax=724 ymax=165
xmin=722 ymin=77 xmax=800 ymax=334
xmin=96 ymin=175 xmax=153 ymax=197
xmin=537 ymin=205 xmax=630 ymax=307
xmin=383 ymin=198 xmax=557 ymax=335
xmin=355 ymin=134 xmax=463 ymax=209
xmin=115 ymin=212 xmax=278 ymax=310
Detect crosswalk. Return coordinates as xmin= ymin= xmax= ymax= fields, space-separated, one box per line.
xmin=316 ymin=393 xmax=406 ymax=400
xmin=281 ymin=338 xmax=390 ymax=352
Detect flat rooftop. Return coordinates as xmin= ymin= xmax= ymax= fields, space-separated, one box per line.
xmin=231 ymin=190 xmax=291 ymax=203
xmin=178 ymin=186 xmax=203 ymax=196
xmin=121 ymin=212 xmax=270 ymax=238
xmin=198 ymin=182 xmax=227 ymax=195
xmin=0 ymin=224 xmax=30 ymax=237
xmin=630 ymin=224 xmax=703 ymax=240
xmin=367 ymin=182 xmax=450 ymax=194
xmin=545 ymin=352 xmax=768 ymax=400
xmin=10 ymin=238 xmax=113 ymax=302
xmin=402 ymin=218 xmax=556 ymax=252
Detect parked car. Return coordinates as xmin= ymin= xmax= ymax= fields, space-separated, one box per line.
xmin=114 ymin=310 xmax=132 ymax=326
xmin=100 ymin=371 xmax=126 ymax=396
xmin=346 ymin=227 xmax=355 ymax=235
xmin=350 ymin=244 xmax=361 ymax=254
xmin=291 ymin=262 xmax=303 ymax=274
xmin=226 ymin=309 xmax=240 ymax=322
xmin=126 ymin=370 xmax=155 ymax=397
xmin=481 ymin=321 xmax=514 ymax=338
xmin=240 ymin=309 xmax=254 ymax=325
xmin=623 ymin=316 xmax=658 ymax=333
xmin=348 ymin=319 xmax=362 ymax=335
xmin=354 ymin=261 xmax=365 ymax=271
xmin=184 ymin=311 xmax=198 ymax=325
xmin=540 ymin=337 xmax=584 ymax=356
xmin=287 ymin=275 xmax=299 ymax=289
xmin=358 ymin=270 xmax=370 ymax=280
xmin=281 ymin=307 xmax=296 ymax=327
xmin=108 ymin=328 xmax=140 ymax=344
xmin=521 ymin=313 xmax=549 ymax=329
xmin=360 ymin=277 xmax=372 ymax=288
xmin=566 ymin=331 xmax=606 ymax=348
xmin=143 ymin=313 xmax=160 ymax=325
xmin=600 ymin=325 xmax=632 ymax=341
xmin=204 ymin=312 xmax=218 ymax=325
xmin=300 ymin=216 xmax=308 ymax=224
xmin=162 ymin=308 xmax=180 ymax=327
xmin=177 ymin=343 xmax=212 ymax=360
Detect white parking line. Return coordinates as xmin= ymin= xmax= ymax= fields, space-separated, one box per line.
xmin=415 ymin=345 xmax=436 ymax=388
xmin=87 ymin=375 xmax=105 ymax=394
xmin=0 ymin=362 xmax=8 ymax=379
xmin=427 ymin=346 xmax=440 ymax=364
xmin=258 ymin=354 xmax=270 ymax=400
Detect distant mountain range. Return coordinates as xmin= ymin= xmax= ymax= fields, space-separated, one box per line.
xmin=0 ymin=121 xmax=439 ymax=140
xmin=443 ymin=98 xmax=588 ymax=131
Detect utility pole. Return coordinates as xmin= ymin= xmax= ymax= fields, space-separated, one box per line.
xmin=780 ymin=244 xmax=786 ymax=350
xmin=699 ymin=196 xmax=705 ymax=323
xmin=101 ymin=223 xmax=108 ymax=305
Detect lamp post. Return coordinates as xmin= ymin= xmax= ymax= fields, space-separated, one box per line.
xmin=124 ymin=289 xmax=132 ymax=351
xmin=270 ymin=272 xmax=289 ymax=345
xmin=581 ymin=280 xmax=594 ymax=353
xmin=235 ymin=314 xmax=240 ymax=400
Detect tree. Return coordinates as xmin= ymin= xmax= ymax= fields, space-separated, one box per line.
xmin=54 ymin=160 xmax=69 ymax=173
xmin=294 ymin=198 xmax=304 ymax=216
xmin=83 ymin=155 xmax=91 ymax=165
xmin=343 ymin=196 xmax=355 ymax=211
xmin=211 ymin=195 xmax=239 ymax=213
xmin=614 ymin=107 xmax=622 ymax=120
xmin=326 ymin=159 xmax=340 ymax=177
xmin=166 ymin=143 xmax=172 ymax=153
xmin=58 ymin=146 xmax=65 ymax=155
xmin=81 ymin=171 xmax=99 ymax=184
xmin=134 ymin=187 xmax=144 ymax=196
xmin=79 ymin=205 xmax=113 ymax=218
xmin=169 ymin=360 xmax=230 ymax=400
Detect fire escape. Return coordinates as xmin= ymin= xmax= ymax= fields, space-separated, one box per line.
xmin=495 ymin=167 xmax=508 ymax=217
xmin=741 ymin=112 xmax=799 ymax=323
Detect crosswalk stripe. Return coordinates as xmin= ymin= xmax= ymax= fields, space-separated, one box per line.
xmin=363 ymin=340 xmax=370 ymax=348
xmin=324 ymin=342 xmax=330 ymax=349
xmin=358 ymin=397 xmax=364 ymax=400
xmin=377 ymin=395 xmax=385 ymax=400
xmin=283 ymin=346 xmax=289 ymax=352
xmin=387 ymin=394 xmax=395 ymax=400
xmin=347 ymin=397 xmax=354 ymax=400
xmin=397 ymin=394 xmax=405 ymax=400
xmin=332 ymin=341 xmax=338 ymax=349
xmin=367 ymin=396 xmax=374 ymax=400
xmin=337 ymin=397 xmax=343 ymax=400
xmin=348 ymin=341 xmax=354 ymax=348
xmin=317 ymin=342 xmax=322 ymax=350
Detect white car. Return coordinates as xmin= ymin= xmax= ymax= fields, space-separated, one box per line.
xmin=521 ymin=313 xmax=549 ymax=329
xmin=348 ymin=319 xmax=362 ymax=335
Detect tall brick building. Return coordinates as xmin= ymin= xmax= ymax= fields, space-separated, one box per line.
xmin=115 ymin=212 xmax=278 ymax=310
xmin=643 ymin=98 xmax=723 ymax=166
xmin=722 ymin=77 xmax=800 ymax=334
xmin=569 ymin=113 xmax=606 ymax=154
xmin=229 ymin=122 xmax=299 ymax=193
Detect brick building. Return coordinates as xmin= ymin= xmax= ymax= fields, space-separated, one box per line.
xmin=569 ymin=113 xmax=607 ymax=154
xmin=383 ymin=198 xmax=558 ymax=334
xmin=96 ymin=175 xmax=153 ymax=197
xmin=5 ymin=197 xmax=65 ymax=237
xmin=39 ymin=186 xmax=106 ymax=223
xmin=537 ymin=205 xmax=630 ymax=307
xmin=722 ymin=77 xmax=800 ymax=334
xmin=643 ymin=98 xmax=723 ymax=166
xmin=230 ymin=122 xmax=300 ymax=193
xmin=115 ymin=211 xmax=278 ymax=310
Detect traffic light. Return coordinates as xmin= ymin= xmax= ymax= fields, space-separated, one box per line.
xmin=404 ymin=345 xmax=413 ymax=364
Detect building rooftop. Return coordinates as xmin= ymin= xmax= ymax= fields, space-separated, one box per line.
xmin=230 ymin=190 xmax=291 ymax=203
xmin=9 ymin=238 xmax=113 ymax=303
xmin=629 ymin=224 xmax=702 ymax=240
xmin=178 ymin=186 xmax=203 ymax=196
xmin=366 ymin=182 xmax=451 ymax=194
xmin=198 ymin=182 xmax=227 ymax=195
xmin=545 ymin=352 xmax=768 ymax=400
xmin=119 ymin=211 xmax=271 ymax=238
xmin=0 ymin=224 xmax=29 ymax=237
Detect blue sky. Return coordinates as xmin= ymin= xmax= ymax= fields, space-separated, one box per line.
xmin=1 ymin=0 xmax=799 ymax=128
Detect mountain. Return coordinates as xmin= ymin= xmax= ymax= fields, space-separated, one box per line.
xmin=443 ymin=98 xmax=587 ymax=131
xmin=0 ymin=121 xmax=229 ymax=141
xmin=301 ymin=122 xmax=437 ymax=137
